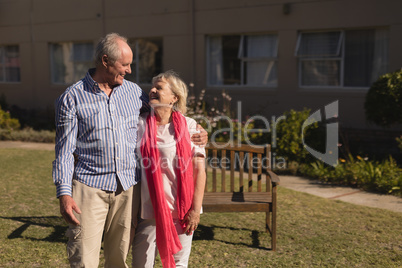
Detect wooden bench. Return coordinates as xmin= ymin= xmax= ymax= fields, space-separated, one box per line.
xmin=202 ymin=143 xmax=280 ymax=251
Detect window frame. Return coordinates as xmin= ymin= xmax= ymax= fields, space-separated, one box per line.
xmin=49 ymin=41 xmax=94 ymax=85
xmin=0 ymin=45 xmax=21 ymax=83
xmin=206 ymin=33 xmax=279 ymax=88
xmin=296 ymin=29 xmax=388 ymax=90
xmin=127 ymin=37 xmax=163 ymax=85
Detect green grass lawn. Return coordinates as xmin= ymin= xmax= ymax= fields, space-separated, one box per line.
xmin=0 ymin=148 xmax=401 ymax=267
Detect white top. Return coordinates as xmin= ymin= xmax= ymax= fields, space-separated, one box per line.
xmin=136 ymin=113 xmax=206 ymax=219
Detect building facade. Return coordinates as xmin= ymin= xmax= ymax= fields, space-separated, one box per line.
xmin=0 ymin=0 xmax=401 ymax=130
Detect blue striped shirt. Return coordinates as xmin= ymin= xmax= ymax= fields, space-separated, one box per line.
xmin=52 ymin=69 xmax=149 ymax=197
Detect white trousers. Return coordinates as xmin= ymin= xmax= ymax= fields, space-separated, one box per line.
xmin=132 ymin=218 xmax=194 ymax=268
xmin=66 ymin=180 xmax=134 ymax=268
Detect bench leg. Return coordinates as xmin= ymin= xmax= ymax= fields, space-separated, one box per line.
xmin=266 ymin=204 xmax=276 ymax=251
xmin=271 ymin=203 xmax=277 ymax=251
xmin=266 ymin=209 xmax=271 ymax=234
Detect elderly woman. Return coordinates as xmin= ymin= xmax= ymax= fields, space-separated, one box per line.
xmin=132 ymin=70 xmax=206 ymax=268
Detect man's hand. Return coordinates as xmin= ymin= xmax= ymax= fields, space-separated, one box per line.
xmin=191 ymin=124 xmax=208 ymax=146
xmin=59 ymin=195 xmax=81 ymax=226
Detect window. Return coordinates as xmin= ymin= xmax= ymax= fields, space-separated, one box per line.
xmin=207 ymin=34 xmax=278 ymax=87
xmin=0 ymin=45 xmax=20 ymax=82
xmin=126 ymin=38 xmax=163 ymax=84
xmin=50 ymin=42 xmax=94 ymax=84
xmin=296 ymin=29 xmax=388 ymax=87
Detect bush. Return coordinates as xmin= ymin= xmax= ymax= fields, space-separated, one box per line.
xmin=301 ymin=155 xmax=402 ymax=196
xmin=0 ymin=105 xmax=20 ymax=131
xmin=0 ymin=127 xmax=55 ymax=143
xmin=397 ymin=136 xmax=402 ymax=152
xmin=274 ymin=108 xmax=325 ymax=164
xmin=365 ymin=70 xmax=402 ymax=127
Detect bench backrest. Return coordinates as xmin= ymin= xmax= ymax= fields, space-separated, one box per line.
xmin=204 ymin=143 xmax=272 ymax=193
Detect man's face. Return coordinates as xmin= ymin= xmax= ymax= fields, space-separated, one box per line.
xmin=105 ymin=41 xmax=133 ymax=87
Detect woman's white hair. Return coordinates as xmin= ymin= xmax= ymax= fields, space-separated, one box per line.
xmin=152 ymin=70 xmax=189 ymax=114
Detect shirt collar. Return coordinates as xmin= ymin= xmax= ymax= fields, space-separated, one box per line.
xmin=84 ymin=68 xmax=102 ymax=93
xmin=84 ymin=68 xmax=125 ymax=95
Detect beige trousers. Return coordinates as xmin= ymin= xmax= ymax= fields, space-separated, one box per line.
xmin=66 ymin=180 xmax=135 ymax=268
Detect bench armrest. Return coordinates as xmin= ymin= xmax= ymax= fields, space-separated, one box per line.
xmin=267 ymin=170 xmax=280 ymax=186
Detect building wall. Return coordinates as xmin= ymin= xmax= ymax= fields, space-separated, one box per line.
xmin=0 ymin=0 xmax=401 ymax=130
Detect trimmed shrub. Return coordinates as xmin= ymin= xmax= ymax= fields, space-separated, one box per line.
xmin=365 ymin=70 xmax=402 ymax=127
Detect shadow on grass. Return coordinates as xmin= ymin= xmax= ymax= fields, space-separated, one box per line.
xmin=193 ymin=224 xmax=271 ymax=250
xmin=2 ymin=216 xmax=271 ymax=249
xmin=0 ymin=216 xmax=67 ymax=243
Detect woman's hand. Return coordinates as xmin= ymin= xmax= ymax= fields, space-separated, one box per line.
xmin=182 ymin=155 xmax=206 ymax=236
xmin=181 ymin=209 xmax=200 ymax=236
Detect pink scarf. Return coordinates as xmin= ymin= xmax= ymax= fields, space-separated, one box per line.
xmin=140 ymin=111 xmax=194 ymax=268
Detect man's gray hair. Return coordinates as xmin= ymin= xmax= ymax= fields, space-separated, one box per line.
xmin=94 ymin=33 xmax=129 ymax=67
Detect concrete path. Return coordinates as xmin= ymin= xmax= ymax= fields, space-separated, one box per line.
xmin=279 ymin=175 xmax=402 ymax=213
xmin=0 ymin=141 xmax=54 ymax=151
xmin=1 ymin=141 xmax=401 ymax=213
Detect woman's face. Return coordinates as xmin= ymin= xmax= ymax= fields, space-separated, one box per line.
xmin=149 ymin=78 xmax=178 ymax=108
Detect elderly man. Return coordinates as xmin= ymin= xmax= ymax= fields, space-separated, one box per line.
xmin=52 ymin=33 xmax=206 ymax=267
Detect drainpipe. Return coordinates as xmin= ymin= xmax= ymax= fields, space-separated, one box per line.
xmin=29 ymin=0 xmax=36 ymax=107
xmin=102 ymin=0 xmax=106 ymax=36
xmin=190 ymin=0 xmax=196 ymax=94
